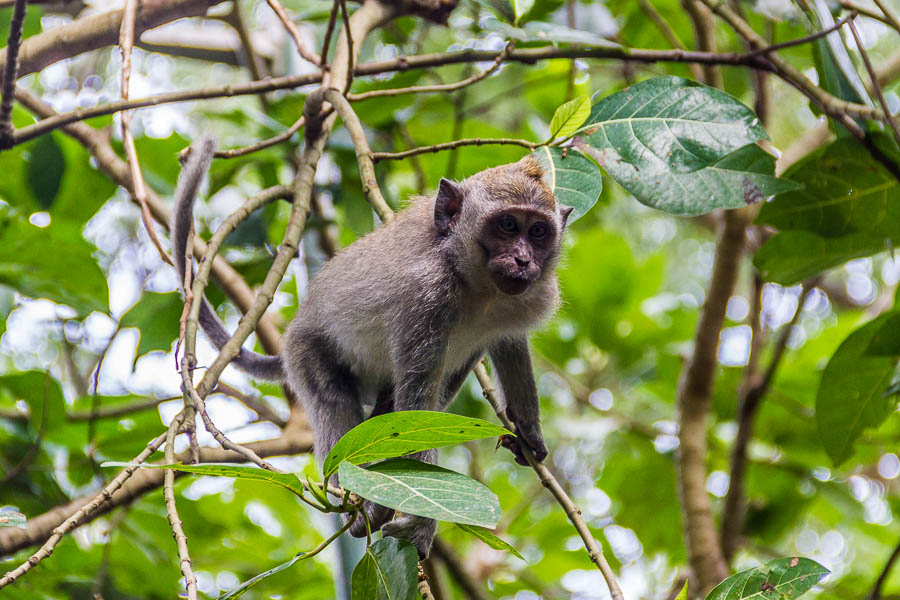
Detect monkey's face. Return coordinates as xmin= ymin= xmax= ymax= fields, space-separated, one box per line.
xmin=480 ymin=208 xmax=558 ymax=296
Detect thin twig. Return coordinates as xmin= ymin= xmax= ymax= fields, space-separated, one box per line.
xmin=163 ymin=414 xmax=198 ymax=600
xmin=744 ymin=12 xmax=856 ymax=58
xmin=322 ymin=88 xmax=393 ymax=221
xmin=222 ymin=1 xmax=270 ymax=109
xmin=872 ymin=0 xmax=900 ymax=33
xmin=0 ymin=427 xmax=175 ymax=589
xmin=839 ymin=0 xmax=897 ymax=28
xmin=372 ymin=137 xmax=537 ymax=162
xmin=0 ymin=0 xmax=26 ymax=148
xmin=320 ymin=1 xmax=341 ymax=68
xmin=847 ymin=17 xmax=900 ymax=150
xmin=348 ymin=41 xmax=514 ymax=101
xmin=867 ymin=536 xmax=900 ymax=600
xmin=473 ymin=363 xmax=624 ymax=600
xmin=339 ymin=0 xmax=354 ymax=92
xmin=418 ymin=563 xmax=436 ymax=600
xmin=119 ymin=0 xmax=173 ymax=267
xmin=265 ymin=0 xmax=321 ymax=65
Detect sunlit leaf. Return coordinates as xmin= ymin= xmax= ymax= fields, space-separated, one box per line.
xmin=351 ymin=537 xmax=418 ymax=600
xmin=705 ymin=557 xmax=828 ymax=600
xmin=323 ymin=411 xmax=508 ymax=478
xmin=674 ymin=580 xmax=688 ymax=600
xmin=754 ymin=230 xmax=889 ymax=285
xmin=338 ymin=459 xmax=501 ymax=527
xmin=550 ymin=96 xmax=590 ymax=140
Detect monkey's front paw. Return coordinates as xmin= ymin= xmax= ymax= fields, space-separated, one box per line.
xmin=347 ymin=500 xmax=394 ymax=538
xmin=381 ymin=514 xmax=436 ymax=558
xmin=499 ymin=430 xmax=548 ymax=465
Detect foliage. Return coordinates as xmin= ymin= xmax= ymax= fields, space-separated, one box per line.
xmin=2 ymin=0 xmax=900 ymax=599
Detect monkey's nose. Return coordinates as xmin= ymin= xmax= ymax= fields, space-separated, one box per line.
xmin=515 ymin=257 xmax=530 ymax=268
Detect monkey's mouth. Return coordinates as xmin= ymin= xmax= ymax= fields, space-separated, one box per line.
xmin=494 ymin=274 xmax=531 ymax=295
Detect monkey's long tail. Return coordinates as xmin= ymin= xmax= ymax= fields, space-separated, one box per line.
xmin=171 ymin=136 xmax=284 ymax=382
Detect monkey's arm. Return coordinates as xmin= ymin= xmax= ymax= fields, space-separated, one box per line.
xmin=489 ymin=336 xmax=548 ymax=464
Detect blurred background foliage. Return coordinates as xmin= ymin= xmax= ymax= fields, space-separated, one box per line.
xmin=1 ymin=0 xmax=900 ymax=598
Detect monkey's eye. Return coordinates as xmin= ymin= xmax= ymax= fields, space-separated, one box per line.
xmin=498 ymin=215 xmax=518 ymax=234
xmin=529 ymin=222 xmax=548 ymax=239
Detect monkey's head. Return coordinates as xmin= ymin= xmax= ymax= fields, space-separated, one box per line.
xmin=434 ymin=156 xmax=573 ymax=296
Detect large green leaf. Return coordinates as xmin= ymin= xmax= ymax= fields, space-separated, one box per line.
xmin=338 ymin=459 xmax=501 ymax=527
xmin=119 ymin=291 xmax=183 ymax=360
xmin=531 ymin=146 xmax=603 ymax=223
xmin=816 ymin=314 xmax=900 ymax=465
xmin=323 ymin=411 xmax=508 ymax=478
xmin=25 ymin=134 xmax=65 ymax=210
xmin=471 ymin=0 xmax=515 ymax=23
xmin=0 ymin=215 xmax=108 ymax=314
xmin=753 ymin=230 xmax=889 ymax=285
xmin=576 ymin=78 xmax=795 ymax=214
xmin=705 ymin=557 xmax=828 ymax=600
xmin=100 ymin=462 xmax=308 ymax=499
xmin=581 ymin=77 xmax=767 ymax=172
xmin=351 ymin=537 xmax=418 ymax=600
xmin=583 ymin=142 xmax=797 ymax=215
xmin=757 ymin=137 xmax=900 ymax=239
xmin=866 ymin=311 xmax=900 ymax=356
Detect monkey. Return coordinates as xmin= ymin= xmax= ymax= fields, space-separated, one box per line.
xmin=172 ymin=137 xmax=573 ymax=557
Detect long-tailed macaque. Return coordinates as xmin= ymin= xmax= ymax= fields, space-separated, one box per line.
xmin=173 ymin=138 xmax=572 ymax=556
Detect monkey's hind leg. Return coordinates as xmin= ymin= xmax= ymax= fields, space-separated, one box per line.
xmin=283 ymin=332 xmax=393 ymax=536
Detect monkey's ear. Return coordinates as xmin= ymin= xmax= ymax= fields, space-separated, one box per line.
xmin=435 ymin=178 xmax=464 ymax=235
xmin=560 ymin=205 xmax=574 ymax=228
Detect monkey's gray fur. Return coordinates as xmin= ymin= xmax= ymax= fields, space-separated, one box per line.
xmin=173 ymin=137 xmax=572 ymax=557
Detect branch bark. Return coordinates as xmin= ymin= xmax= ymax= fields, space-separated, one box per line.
xmin=677 ymin=210 xmax=749 ymax=594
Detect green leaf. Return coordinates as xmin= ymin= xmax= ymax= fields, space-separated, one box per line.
xmin=577 ymin=78 xmax=794 ymax=214
xmin=531 ymin=146 xmax=603 ymax=223
xmin=753 ymin=231 xmax=889 ymax=285
xmin=866 ymin=311 xmax=900 ymax=356
xmin=338 ymin=459 xmax=501 ymax=527
xmin=0 ymin=215 xmax=108 ymax=314
xmin=0 ymin=371 xmax=66 ymax=434
xmin=0 ymin=510 xmax=26 ymax=529
xmin=674 ymin=580 xmax=688 ymax=600
xmin=550 ymin=96 xmax=590 ymax=140
xmin=322 ymin=411 xmax=508 ymax=478
xmin=351 ymin=537 xmax=419 ymax=600
xmin=119 ymin=292 xmax=184 ymax=360
xmin=583 ymin=77 xmax=768 ymax=172
xmin=705 ymin=557 xmax=828 ymax=600
xmin=25 ymin=134 xmax=65 ymax=210
xmin=455 ymin=524 xmax=525 ymax=560
xmin=100 ymin=462 xmax=308 ymax=499
xmin=757 ymin=137 xmax=900 ymax=240
xmin=472 ymin=0 xmax=515 ymax=23
xmin=816 ymin=314 xmax=900 ymax=465
xmin=585 ymin=142 xmax=798 ymax=216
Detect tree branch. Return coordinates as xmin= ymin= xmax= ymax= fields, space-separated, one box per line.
xmin=677 ymin=209 xmax=748 ymax=593
xmin=0 ymin=0 xmax=26 ymax=148
xmin=868 ymin=536 xmax=900 ymax=600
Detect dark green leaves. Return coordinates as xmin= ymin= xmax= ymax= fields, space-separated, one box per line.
xmin=755 ymin=137 xmax=900 ymax=284
xmin=26 ymin=135 xmax=65 ymax=210
xmin=705 ymin=557 xmax=828 ymax=600
xmin=351 ymin=537 xmax=419 ymax=600
xmin=119 ymin=292 xmax=183 ymax=360
xmin=0 ymin=217 xmax=108 ymax=314
xmin=338 ymin=459 xmax=501 ymax=527
xmin=816 ymin=314 xmax=900 ymax=465
xmin=322 ymin=411 xmax=508 ymax=478
xmin=532 ymin=146 xmax=603 ymax=223
xmin=570 ymin=77 xmax=794 ymax=215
